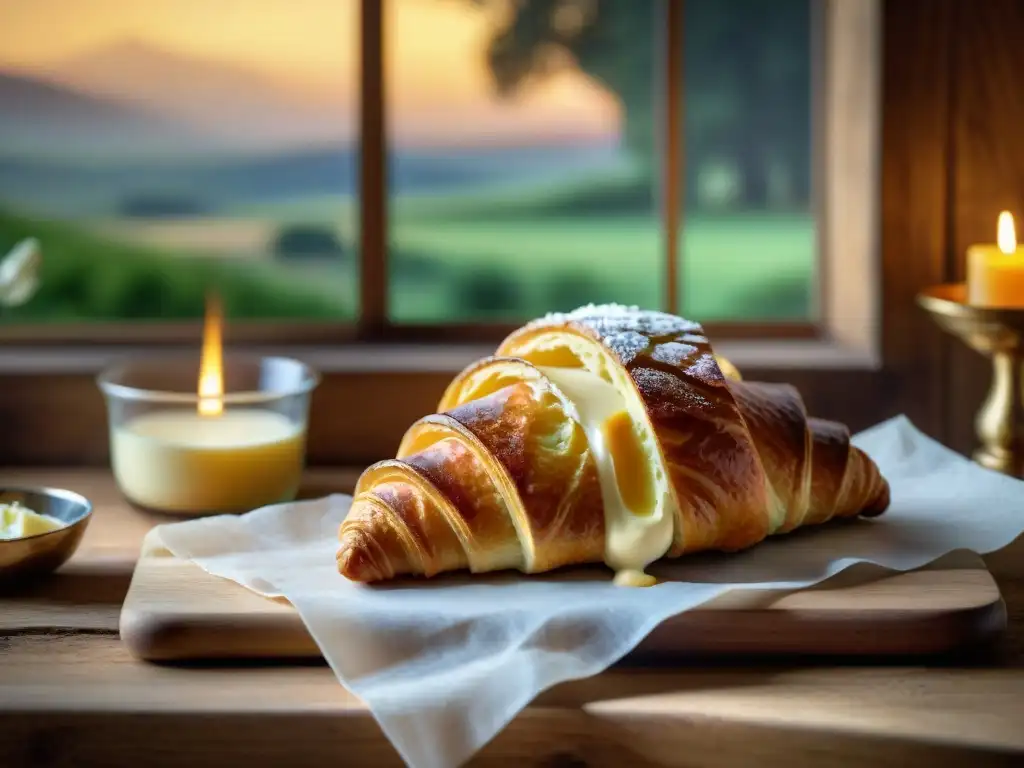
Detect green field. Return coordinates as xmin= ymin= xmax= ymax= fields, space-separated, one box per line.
xmin=0 ymin=174 xmax=816 ymax=324
xmin=391 ymin=211 xmax=815 ymax=322
xmin=237 ymin=179 xmax=817 ymax=322
xmin=0 ymin=209 xmax=350 ymax=323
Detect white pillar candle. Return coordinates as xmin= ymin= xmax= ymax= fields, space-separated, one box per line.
xmin=967 ymin=211 xmax=1024 ymax=308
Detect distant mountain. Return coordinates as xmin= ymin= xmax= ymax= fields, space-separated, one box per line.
xmin=38 ymin=40 xmax=352 ymax=150
xmin=0 ymin=70 xmax=217 ymax=159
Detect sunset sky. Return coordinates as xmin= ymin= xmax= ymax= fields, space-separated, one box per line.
xmin=0 ymin=0 xmax=621 ymax=146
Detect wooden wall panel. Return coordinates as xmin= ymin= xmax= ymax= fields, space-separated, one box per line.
xmin=947 ymin=0 xmax=1024 ymax=456
xmin=878 ymin=0 xmax=956 ymax=439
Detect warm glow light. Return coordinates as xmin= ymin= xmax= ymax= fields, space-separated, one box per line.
xmin=998 ymin=211 xmax=1017 ymax=254
xmin=0 ymin=0 xmax=617 ymax=149
xmin=197 ymin=293 xmax=224 ymax=417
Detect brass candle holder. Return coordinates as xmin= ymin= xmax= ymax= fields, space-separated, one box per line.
xmin=918 ymin=283 xmax=1024 ymax=478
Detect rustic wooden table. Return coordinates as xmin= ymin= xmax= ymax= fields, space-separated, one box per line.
xmin=1 ymin=468 xmax=1023 ymax=767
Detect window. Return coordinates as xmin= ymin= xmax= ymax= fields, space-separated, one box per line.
xmin=681 ymin=0 xmax=815 ymax=322
xmin=0 ymin=0 xmax=877 ymax=361
xmin=386 ymin=0 xmax=663 ymax=324
xmin=0 ymin=0 xmax=359 ymax=324
xmin=386 ymin=0 xmax=817 ymax=326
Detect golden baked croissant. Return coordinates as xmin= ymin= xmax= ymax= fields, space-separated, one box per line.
xmin=337 ymin=305 xmax=890 ymax=585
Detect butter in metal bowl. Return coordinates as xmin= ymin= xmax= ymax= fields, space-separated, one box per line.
xmin=0 ymin=501 xmax=67 ymax=540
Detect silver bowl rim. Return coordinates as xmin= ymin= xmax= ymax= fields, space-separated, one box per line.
xmin=0 ymin=486 xmax=93 ymax=543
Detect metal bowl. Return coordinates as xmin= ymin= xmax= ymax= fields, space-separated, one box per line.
xmin=0 ymin=487 xmax=92 ymax=582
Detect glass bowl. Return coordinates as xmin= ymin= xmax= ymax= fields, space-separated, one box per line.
xmin=97 ymin=354 xmax=319 ymax=516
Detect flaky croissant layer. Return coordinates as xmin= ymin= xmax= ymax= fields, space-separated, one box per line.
xmin=338 ymin=305 xmax=890 ymax=584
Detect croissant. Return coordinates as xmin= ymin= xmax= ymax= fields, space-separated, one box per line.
xmin=337 ymin=305 xmax=890 ymax=585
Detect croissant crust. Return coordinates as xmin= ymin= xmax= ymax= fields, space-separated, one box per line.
xmin=338 ymin=305 xmax=890 ymax=582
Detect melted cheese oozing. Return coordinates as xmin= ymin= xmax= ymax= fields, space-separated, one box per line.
xmin=539 ymin=366 xmax=674 ymax=585
xmin=613 ymin=569 xmax=659 ymax=588
xmin=0 ymin=502 xmax=65 ymax=540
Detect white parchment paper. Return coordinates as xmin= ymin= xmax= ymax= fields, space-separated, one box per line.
xmin=153 ymin=416 xmax=1024 ymax=768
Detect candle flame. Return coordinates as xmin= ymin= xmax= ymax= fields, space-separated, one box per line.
xmin=197 ymin=292 xmax=224 ymax=417
xmin=998 ymin=211 xmax=1017 ymax=254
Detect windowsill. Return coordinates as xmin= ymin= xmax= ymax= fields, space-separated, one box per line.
xmin=0 ymin=338 xmax=880 ymax=375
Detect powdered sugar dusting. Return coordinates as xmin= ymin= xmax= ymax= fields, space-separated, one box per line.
xmin=678 ymin=333 xmax=708 ymax=345
xmin=605 ymin=330 xmax=649 ymax=366
xmin=533 ymin=303 xmax=703 ymax=338
xmin=518 ymin=303 xmax=731 ymax=420
xmin=684 ymin=353 xmax=726 ymax=387
xmin=536 ymin=303 xmax=642 ymax=325
xmin=631 ymin=367 xmax=713 ymax=419
xmin=650 ymin=341 xmax=699 ymax=367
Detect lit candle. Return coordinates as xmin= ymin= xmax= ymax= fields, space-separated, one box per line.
xmin=109 ymin=296 xmax=307 ymax=514
xmin=967 ymin=211 xmax=1024 ymax=307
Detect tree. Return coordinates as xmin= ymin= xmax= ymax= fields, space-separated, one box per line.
xmin=467 ymin=0 xmax=658 ymax=165
xmin=462 ymin=0 xmax=812 ymax=210
xmin=272 ymin=224 xmax=347 ymax=262
xmin=685 ymin=0 xmax=812 ymax=209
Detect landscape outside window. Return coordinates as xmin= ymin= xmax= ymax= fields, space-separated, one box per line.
xmin=0 ymin=0 xmax=815 ymax=327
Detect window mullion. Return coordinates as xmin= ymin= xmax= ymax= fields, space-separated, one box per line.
xmin=359 ymin=0 xmax=388 ymax=338
xmin=661 ymin=0 xmax=684 ymax=315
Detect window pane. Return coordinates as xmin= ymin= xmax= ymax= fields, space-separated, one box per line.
xmin=386 ymin=0 xmax=662 ymax=323
xmin=0 ymin=0 xmax=357 ymax=324
xmin=681 ymin=0 xmax=816 ymax=322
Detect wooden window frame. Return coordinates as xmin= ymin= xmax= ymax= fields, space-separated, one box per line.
xmin=0 ymin=0 xmax=863 ymax=353
xmin=3 ymin=0 xmax=965 ymax=468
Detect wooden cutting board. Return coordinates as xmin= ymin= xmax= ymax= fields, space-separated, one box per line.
xmin=119 ymin=532 xmax=1008 ymax=663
